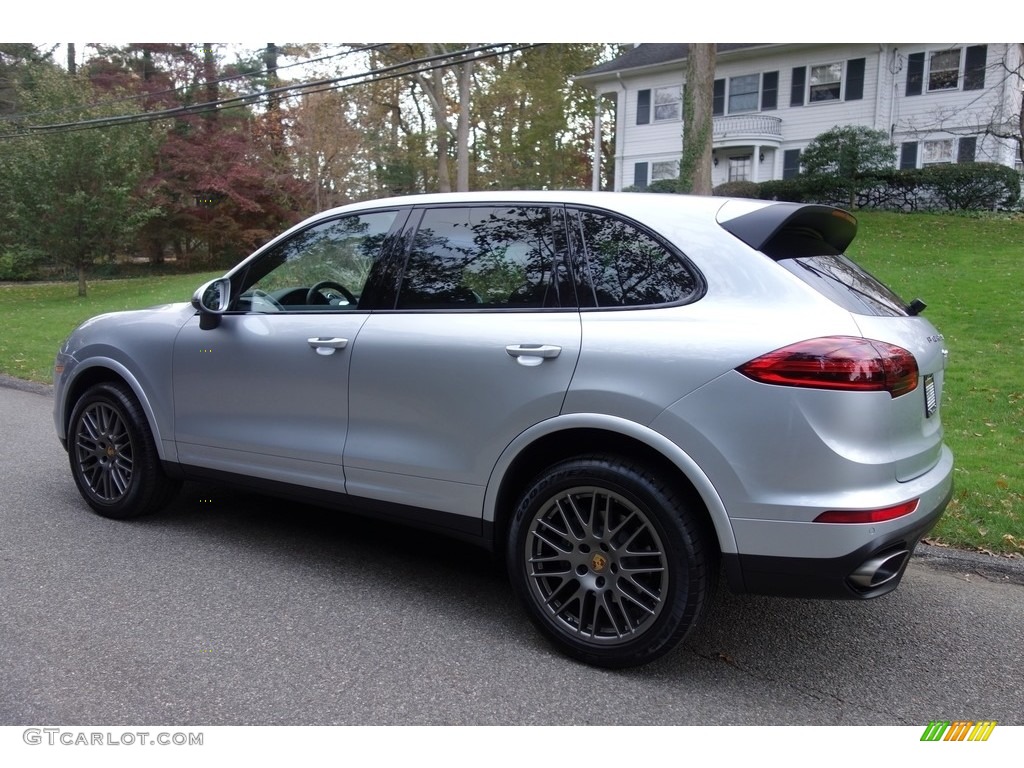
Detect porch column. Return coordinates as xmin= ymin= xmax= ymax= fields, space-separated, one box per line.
xmin=752 ymin=143 xmax=762 ymax=183
xmin=592 ymin=101 xmax=602 ymax=191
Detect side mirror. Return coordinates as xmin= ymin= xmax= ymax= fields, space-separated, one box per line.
xmin=192 ymin=277 xmax=232 ymax=330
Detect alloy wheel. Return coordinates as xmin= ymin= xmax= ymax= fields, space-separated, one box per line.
xmin=524 ymin=485 xmax=668 ymax=645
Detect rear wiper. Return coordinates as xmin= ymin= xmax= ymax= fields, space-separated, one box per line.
xmin=907 ymin=298 xmax=927 ymax=316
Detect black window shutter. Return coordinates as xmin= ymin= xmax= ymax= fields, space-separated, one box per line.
xmin=712 ymin=79 xmax=725 ymax=116
xmin=636 ymin=89 xmax=651 ymax=125
xmin=761 ymin=71 xmax=778 ymax=111
xmin=964 ymin=45 xmax=987 ymax=90
xmin=958 ymin=137 xmax=977 ymax=163
xmin=906 ymin=53 xmax=924 ymax=96
xmin=845 ymin=58 xmax=865 ymax=101
xmin=783 ymin=149 xmax=801 ymax=179
xmin=634 ymin=162 xmax=649 ymax=189
xmin=899 ymin=142 xmax=918 ymax=169
xmin=790 ymin=66 xmax=806 ymax=107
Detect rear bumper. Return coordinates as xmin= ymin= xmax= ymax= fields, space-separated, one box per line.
xmin=724 ymin=471 xmax=953 ymax=600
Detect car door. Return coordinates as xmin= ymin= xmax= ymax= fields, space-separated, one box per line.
xmin=172 ymin=208 xmax=406 ymax=493
xmin=344 ymin=204 xmax=581 ymax=525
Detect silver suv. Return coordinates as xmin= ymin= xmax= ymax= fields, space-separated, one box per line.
xmin=54 ymin=191 xmax=953 ymax=667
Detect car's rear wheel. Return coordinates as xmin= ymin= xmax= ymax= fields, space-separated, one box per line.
xmin=507 ymin=455 xmax=712 ymax=668
xmin=68 ymin=382 xmax=180 ymax=519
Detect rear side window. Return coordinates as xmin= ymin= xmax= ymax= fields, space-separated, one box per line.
xmin=396 ymin=206 xmax=567 ymax=309
xmin=569 ymin=208 xmax=701 ymax=308
xmin=766 ymin=230 xmax=910 ymax=317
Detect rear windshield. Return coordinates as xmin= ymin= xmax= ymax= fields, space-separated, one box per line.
xmin=764 ymin=230 xmax=910 ymax=317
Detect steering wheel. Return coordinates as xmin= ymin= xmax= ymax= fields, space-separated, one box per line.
xmin=306 ymin=280 xmax=357 ymax=306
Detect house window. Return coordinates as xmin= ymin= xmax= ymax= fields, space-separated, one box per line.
xmin=652 ymin=160 xmax=678 ymax=181
xmin=922 ymin=139 xmax=955 ymax=165
xmin=809 ymin=62 xmax=842 ymax=102
xmin=728 ymin=74 xmax=759 ymax=113
xmin=908 ymin=46 xmax=987 ymax=96
xmin=654 ymin=86 xmax=681 ymax=122
xmin=928 ymin=49 xmax=961 ymax=91
xmin=728 ymin=155 xmax=752 ymax=182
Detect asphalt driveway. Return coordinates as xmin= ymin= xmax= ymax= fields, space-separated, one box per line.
xmin=1 ymin=377 xmax=1022 ymax=726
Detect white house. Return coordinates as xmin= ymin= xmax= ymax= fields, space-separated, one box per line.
xmin=575 ymin=44 xmax=1023 ymax=191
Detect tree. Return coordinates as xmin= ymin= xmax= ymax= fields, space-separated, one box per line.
xmin=471 ymin=44 xmax=607 ymax=190
xmin=680 ymin=44 xmax=715 ymax=195
xmin=0 ymin=63 xmax=158 ymax=295
xmin=799 ymin=125 xmax=896 ymax=208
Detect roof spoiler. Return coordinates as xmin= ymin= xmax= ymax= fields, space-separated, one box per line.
xmin=718 ymin=203 xmax=858 ymax=254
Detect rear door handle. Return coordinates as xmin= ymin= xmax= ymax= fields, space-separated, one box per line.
xmin=505 ymin=344 xmax=561 ymax=366
xmin=308 ymin=337 xmax=348 ymax=355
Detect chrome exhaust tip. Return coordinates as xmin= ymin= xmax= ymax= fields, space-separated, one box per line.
xmin=849 ymin=549 xmax=910 ymax=590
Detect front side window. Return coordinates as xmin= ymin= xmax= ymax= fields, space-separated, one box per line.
xmin=236 ymin=211 xmax=399 ymax=312
xmin=397 ymin=206 xmax=566 ymax=309
xmin=928 ymin=49 xmax=961 ymax=91
xmin=809 ymin=62 xmax=842 ymax=102
xmin=728 ymin=74 xmax=760 ymax=113
xmin=654 ymin=86 xmax=681 ymax=122
xmin=570 ymin=209 xmax=700 ymax=308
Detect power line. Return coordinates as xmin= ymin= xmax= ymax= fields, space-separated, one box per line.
xmin=4 ymin=44 xmax=386 ymax=124
xmin=0 ymin=43 xmax=541 ymax=139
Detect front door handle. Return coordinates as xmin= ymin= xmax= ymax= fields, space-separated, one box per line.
xmin=308 ymin=337 xmax=348 ymax=356
xmin=505 ymin=344 xmax=561 ymax=367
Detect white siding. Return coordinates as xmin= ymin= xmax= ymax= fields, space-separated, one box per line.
xmin=586 ymin=43 xmax=1019 ymax=190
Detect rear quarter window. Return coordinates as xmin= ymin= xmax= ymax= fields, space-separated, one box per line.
xmin=569 ymin=208 xmax=701 ymax=308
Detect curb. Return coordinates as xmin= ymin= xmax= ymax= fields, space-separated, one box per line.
xmin=913 ymin=541 xmax=1024 ymax=586
xmin=0 ymin=373 xmax=53 ymax=397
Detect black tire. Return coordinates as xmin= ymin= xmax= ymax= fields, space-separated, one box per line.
xmin=67 ymin=381 xmax=181 ymax=519
xmin=507 ymin=455 xmax=712 ymax=668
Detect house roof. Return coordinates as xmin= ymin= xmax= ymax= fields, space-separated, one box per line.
xmin=576 ymin=43 xmax=768 ymax=81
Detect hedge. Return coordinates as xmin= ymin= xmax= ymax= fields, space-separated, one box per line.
xmin=757 ymin=163 xmax=1020 ymax=211
xmin=642 ymin=162 xmax=1021 ymax=212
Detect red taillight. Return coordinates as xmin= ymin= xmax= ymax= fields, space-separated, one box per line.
xmin=813 ymin=500 xmax=919 ymax=524
xmin=737 ymin=336 xmax=918 ymax=398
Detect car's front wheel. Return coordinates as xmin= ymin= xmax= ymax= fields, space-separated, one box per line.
xmin=507 ymin=455 xmax=713 ymax=668
xmin=68 ymin=381 xmax=180 ymax=519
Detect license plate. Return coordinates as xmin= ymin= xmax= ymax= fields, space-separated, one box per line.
xmin=924 ymin=374 xmax=937 ymax=417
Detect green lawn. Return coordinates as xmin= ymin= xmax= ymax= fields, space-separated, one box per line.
xmin=849 ymin=211 xmax=1023 ymax=557
xmin=0 ymin=272 xmax=221 ymax=382
xmin=0 ymin=213 xmax=1021 ymax=555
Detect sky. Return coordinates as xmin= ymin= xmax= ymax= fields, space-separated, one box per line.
xmin=7 ymin=1 xmax=1017 ymax=44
